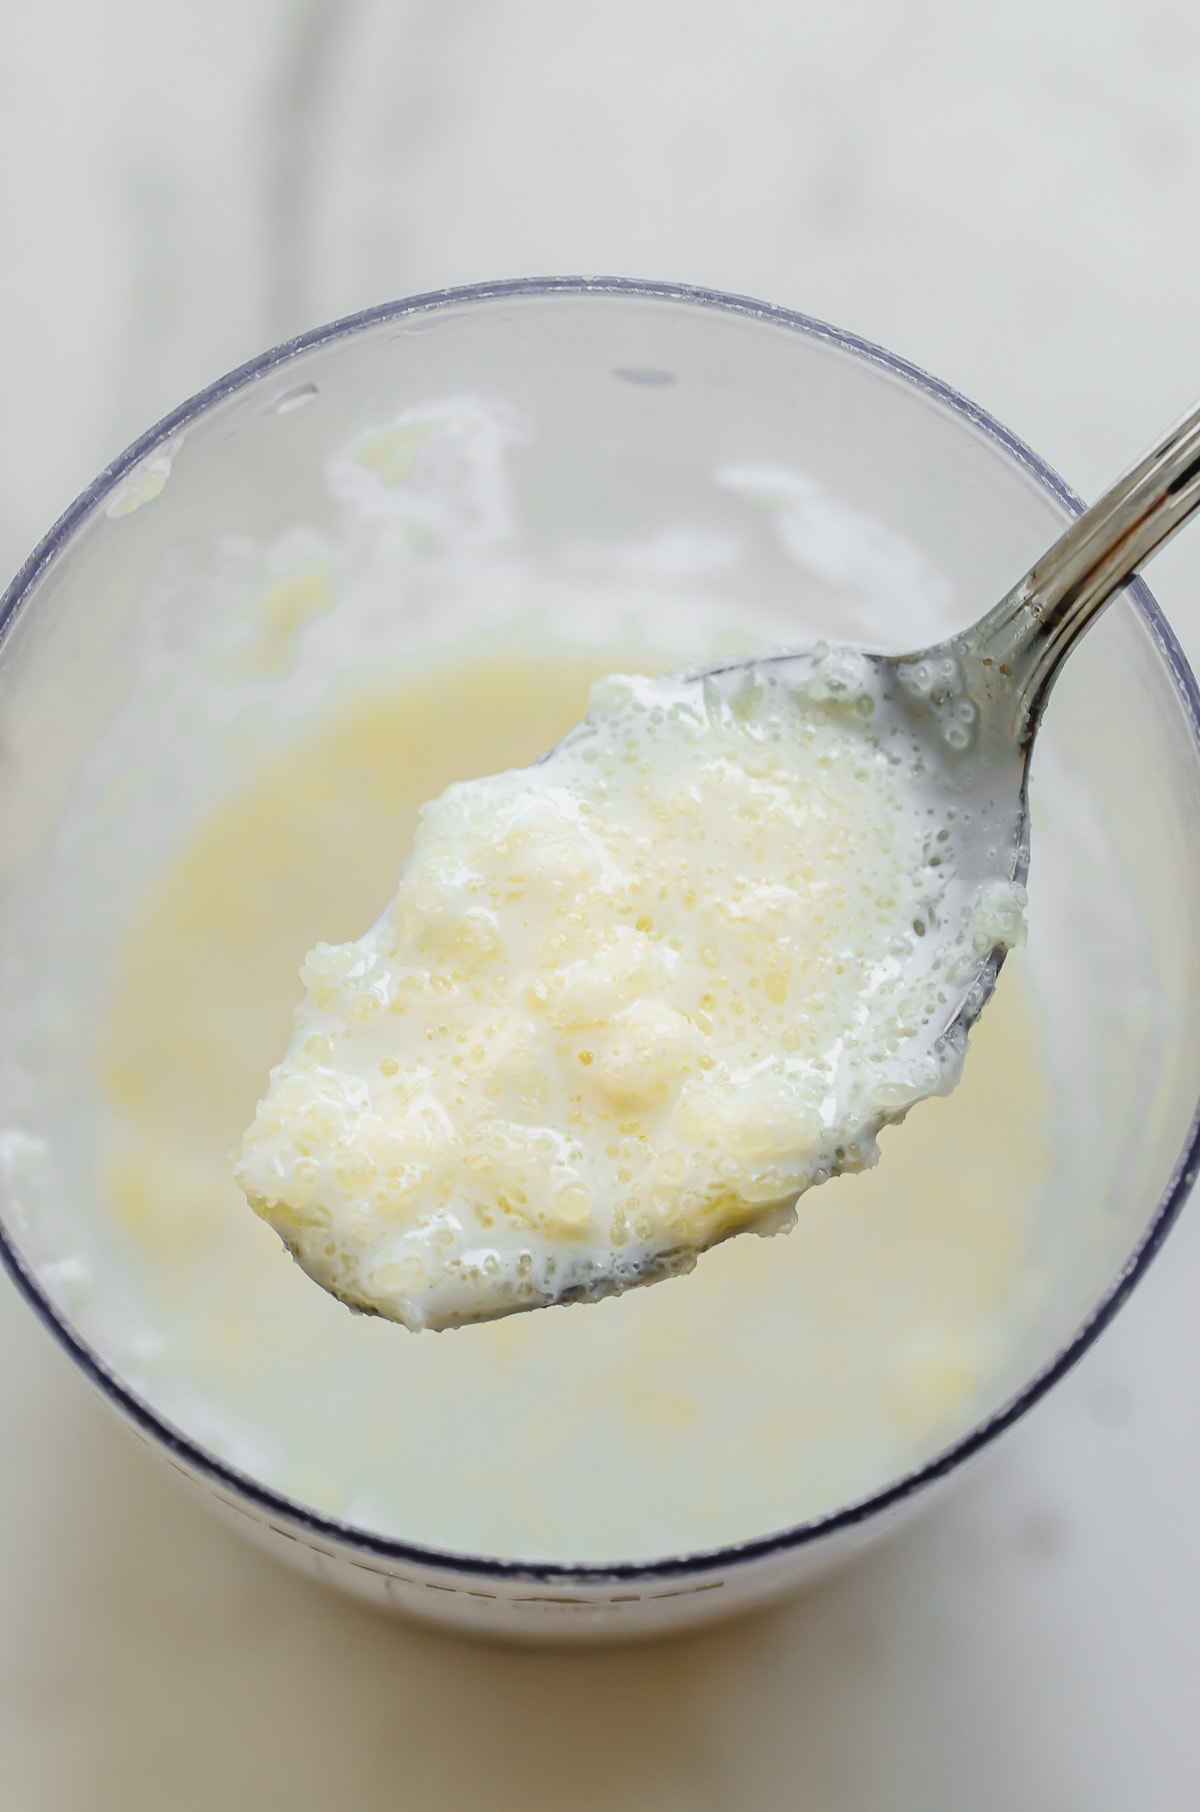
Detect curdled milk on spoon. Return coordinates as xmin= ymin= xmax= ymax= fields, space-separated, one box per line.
xmin=234 ymin=649 xmax=1026 ymax=1330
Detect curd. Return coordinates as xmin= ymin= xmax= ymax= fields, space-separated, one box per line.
xmin=235 ymin=653 xmax=1025 ymax=1330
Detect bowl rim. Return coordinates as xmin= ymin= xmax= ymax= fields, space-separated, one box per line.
xmin=3 ymin=273 xmax=1199 ymax=1585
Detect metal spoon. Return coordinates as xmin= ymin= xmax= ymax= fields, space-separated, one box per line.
xmin=251 ymin=400 xmax=1200 ymax=1328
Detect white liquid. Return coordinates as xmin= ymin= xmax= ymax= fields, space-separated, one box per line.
xmin=87 ymin=650 xmax=1050 ymax=1560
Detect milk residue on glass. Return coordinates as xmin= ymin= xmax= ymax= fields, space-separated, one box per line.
xmin=235 ymin=651 xmax=1026 ymax=1330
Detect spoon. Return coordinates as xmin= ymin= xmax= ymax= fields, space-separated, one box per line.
xmin=240 ymin=399 xmax=1200 ymax=1328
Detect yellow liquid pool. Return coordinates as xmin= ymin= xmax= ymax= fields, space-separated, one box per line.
xmin=96 ymin=647 xmax=1050 ymax=1563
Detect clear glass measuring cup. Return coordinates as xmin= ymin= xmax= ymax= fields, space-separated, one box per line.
xmin=2 ymin=279 xmax=1199 ymax=1641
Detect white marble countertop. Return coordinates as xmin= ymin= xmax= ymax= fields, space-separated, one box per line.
xmin=3 ymin=2 xmax=1200 ymax=1805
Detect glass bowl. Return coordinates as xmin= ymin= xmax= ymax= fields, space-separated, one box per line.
xmin=2 ymin=278 xmax=1199 ymax=1642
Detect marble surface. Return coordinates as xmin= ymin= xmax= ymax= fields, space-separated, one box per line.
xmin=3 ymin=1 xmax=1200 ymax=1804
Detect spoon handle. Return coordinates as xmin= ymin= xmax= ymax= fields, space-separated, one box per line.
xmin=968 ymin=398 xmax=1200 ymax=741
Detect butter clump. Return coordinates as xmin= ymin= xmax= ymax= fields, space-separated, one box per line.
xmin=235 ymin=667 xmax=1019 ymax=1328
